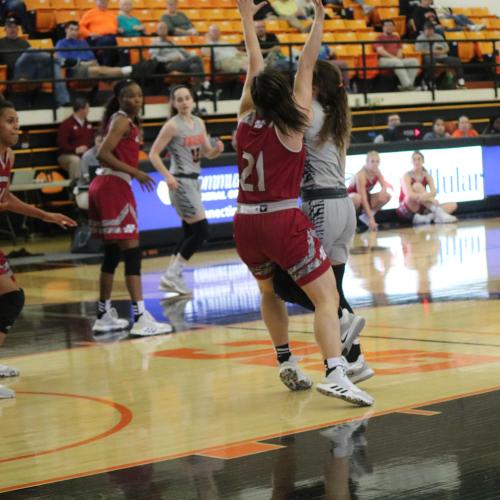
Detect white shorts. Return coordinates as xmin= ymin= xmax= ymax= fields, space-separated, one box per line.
xmin=302 ymin=196 xmax=356 ymax=264
xmin=170 ymin=178 xmax=204 ymax=220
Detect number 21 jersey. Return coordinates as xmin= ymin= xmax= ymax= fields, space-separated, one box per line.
xmin=235 ymin=113 xmax=305 ymax=204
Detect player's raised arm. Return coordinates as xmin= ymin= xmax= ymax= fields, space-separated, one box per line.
xmin=237 ymin=0 xmax=266 ymax=119
xmin=293 ymin=0 xmax=325 ymax=117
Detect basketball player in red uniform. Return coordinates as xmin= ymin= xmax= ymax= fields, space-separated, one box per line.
xmin=233 ymin=0 xmax=373 ymax=406
xmin=348 ymin=151 xmax=392 ymax=231
xmin=396 ymin=150 xmax=457 ymax=225
xmin=0 ymin=100 xmax=77 ymax=399
xmin=89 ymin=80 xmax=173 ymax=336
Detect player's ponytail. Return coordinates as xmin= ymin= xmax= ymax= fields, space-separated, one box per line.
xmin=313 ymin=61 xmax=351 ymax=153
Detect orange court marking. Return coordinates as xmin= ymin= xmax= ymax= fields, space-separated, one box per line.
xmin=0 ymin=391 xmax=133 ymax=464
xmin=2 ymin=384 xmax=500 ymax=494
xmin=198 ymin=441 xmax=285 ymax=459
xmin=397 ymin=409 xmax=442 ymax=416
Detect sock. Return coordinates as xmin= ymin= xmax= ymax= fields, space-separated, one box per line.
xmin=121 ymin=66 xmax=133 ymax=75
xmin=276 ymin=343 xmax=291 ymax=364
xmin=97 ymin=299 xmax=111 ymax=319
xmin=132 ymin=300 xmax=145 ymax=322
xmin=346 ymin=341 xmax=361 ymax=363
xmin=324 ymin=356 xmax=344 ymax=377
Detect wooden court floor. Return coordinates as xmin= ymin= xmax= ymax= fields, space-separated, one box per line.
xmin=1 ymin=217 xmax=500 ymax=498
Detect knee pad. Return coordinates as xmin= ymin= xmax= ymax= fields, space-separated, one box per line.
xmin=272 ymin=267 xmax=315 ymax=311
xmin=123 ymin=247 xmax=142 ymax=276
xmin=101 ymin=244 xmax=121 ymax=274
xmin=0 ymin=289 xmax=25 ymax=334
xmin=179 ymin=219 xmax=209 ymax=260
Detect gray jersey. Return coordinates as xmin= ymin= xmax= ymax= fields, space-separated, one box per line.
xmin=168 ymin=115 xmax=206 ymax=176
xmin=302 ymin=100 xmax=346 ymax=190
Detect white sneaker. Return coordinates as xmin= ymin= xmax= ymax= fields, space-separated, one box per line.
xmin=0 ymin=385 xmax=15 ymax=399
xmin=278 ymin=355 xmax=313 ymax=391
xmin=0 ymin=364 xmax=20 ymax=377
xmin=347 ymin=356 xmax=375 ymax=384
xmin=159 ymin=270 xmax=192 ymax=295
xmin=434 ymin=208 xmax=457 ymax=224
xmin=340 ymin=310 xmax=365 ymax=356
xmin=413 ymin=213 xmax=434 ymax=225
xmin=92 ymin=308 xmax=130 ymax=333
xmin=316 ymin=364 xmax=374 ymax=407
xmin=130 ymin=310 xmax=173 ymax=336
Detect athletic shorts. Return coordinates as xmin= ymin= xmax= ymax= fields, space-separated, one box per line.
xmin=396 ymin=200 xmax=429 ymax=221
xmin=302 ymin=197 xmax=356 ymax=264
xmin=170 ymin=178 xmax=204 ymax=220
xmin=88 ymin=175 xmax=139 ymax=240
xmin=0 ymin=251 xmax=14 ymax=280
xmin=233 ymin=208 xmax=330 ymax=287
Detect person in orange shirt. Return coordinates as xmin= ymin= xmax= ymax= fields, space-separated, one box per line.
xmin=79 ymin=0 xmax=118 ymax=66
xmin=451 ymin=116 xmax=479 ymax=138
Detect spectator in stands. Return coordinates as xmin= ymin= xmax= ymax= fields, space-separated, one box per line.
xmin=415 ymin=22 xmax=465 ymax=89
xmin=0 ymin=0 xmax=27 ymax=33
xmin=412 ymin=0 xmax=443 ymax=35
xmin=253 ymin=20 xmax=293 ymax=71
xmin=57 ymin=97 xmax=94 ymax=179
xmin=161 ymin=0 xmax=197 ymax=36
xmin=374 ymin=113 xmax=401 ymax=143
xmin=0 ymin=17 xmax=71 ymax=106
xmin=149 ymin=22 xmax=207 ymax=90
xmin=435 ymin=6 xmax=485 ymax=32
xmin=79 ymin=0 xmax=118 ymax=66
xmin=56 ymin=21 xmax=133 ymax=80
xmin=375 ymin=19 xmax=419 ymax=91
xmin=265 ymin=0 xmax=310 ymax=32
xmin=203 ymin=24 xmax=248 ymax=73
xmin=423 ymin=117 xmax=450 ymax=140
xmin=451 ymin=116 xmax=479 ymax=138
xmin=0 ymin=16 xmax=29 ymax=79
xmin=118 ymin=0 xmax=145 ymax=37
xmin=483 ymin=115 xmax=500 ymax=136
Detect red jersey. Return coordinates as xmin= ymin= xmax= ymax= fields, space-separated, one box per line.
xmin=103 ymin=111 xmax=140 ymax=169
xmin=347 ymin=171 xmax=379 ymax=194
xmin=235 ymin=113 xmax=305 ymax=203
xmin=399 ymin=169 xmax=429 ymax=203
xmin=0 ymin=150 xmax=13 ymax=203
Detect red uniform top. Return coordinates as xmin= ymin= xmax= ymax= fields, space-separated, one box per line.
xmin=347 ymin=172 xmax=379 ymax=194
xmin=0 ymin=150 xmax=12 ymax=203
xmin=399 ymin=169 xmax=429 ymax=203
xmin=103 ymin=111 xmax=140 ymax=169
xmin=235 ymin=113 xmax=305 ymax=204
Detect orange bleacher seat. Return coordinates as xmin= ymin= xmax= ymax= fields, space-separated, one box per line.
xmin=265 ymin=19 xmax=291 ymax=33
xmin=108 ymin=0 xmax=119 ymax=8
xmin=221 ymin=9 xmax=240 ymax=20
xmin=74 ymin=0 xmax=95 ymax=9
xmin=184 ymin=8 xmax=204 ymax=20
xmin=188 ymin=0 xmax=215 ymax=8
xmin=218 ymin=20 xmax=241 ymax=33
xmin=445 ymin=31 xmax=475 ymax=63
xmin=218 ymin=0 xmax=236 ymax=7
xmin=220 ymin=33 xmax=242 ymax=45
xmin=51 ymin=0 xmax=75 ymax=8
xmin=192 ymin=21 xmax=209 ymax=33
xmin=324 ymin=19 xmax=346 ymax=31
xmin=355 ymin=31 xmax=378 ymax=54
xmin=344 ymin=19 xmax=370 ymax=32
xmin=464 ymin=31 xmax=494 ymax=58
xmin=134 ymin=8 xmax=156 ymax=21
xmin=131 ymin=0 xmax=145 ymax=7
xmin=357 ymin=53 xmax=378 ymax=79
xmin=484 ymin=30 xmax=500 ymax=40
xmin=334 ymin=32 xmax=357 ymax=43
xmin=143 ymin=21 xmax=158 ymax=34
xmin=440 ymin=18 xmax=455 ymax=30
xmin=55 ymin=9 xmax=80 ymax=25
xmin=376 ymin=7 xmax=398 ymax=20
xmin=204 ymin=9 xmax=228 ymax=20
xmin=0 ymin=65 xmax=7 ymax=94
xmin=487 ymin=19 xmax=500 ymax=30
xmin=35 ymin=11 xmax=57 ymax=32
xmin=117 ymin=36 xmax=144 ymax=64
xmin=144 ymin=0 xmax=164 ymax=8
xmin=470 ymin=8 xmax=494 ymax=18
xmin=25 ymin=0 xmax=50 ymax=9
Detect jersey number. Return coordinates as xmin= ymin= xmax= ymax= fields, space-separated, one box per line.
xmin=191 ymin=147 xmax=201 ymax=163
xmin=240 ymin=151 xmax=265 ymax=192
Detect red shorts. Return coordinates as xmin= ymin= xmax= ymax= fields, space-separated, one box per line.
xmin=0 ymin=250 xmax=14 ymax=281
xmin=88 ymin=175 xmax=139 ymax=241
xmin=233 ymin=208 xmax=330 ymax=286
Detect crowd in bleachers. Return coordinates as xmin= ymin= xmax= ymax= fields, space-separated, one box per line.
xmin=0 ymin=0 xmax=498 ymax=105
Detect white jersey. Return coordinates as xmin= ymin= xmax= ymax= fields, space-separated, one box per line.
xmin=302 ymin=100 xmax=346 ymax=191
xmin=168 ymin=115 xmax=206 ymax=176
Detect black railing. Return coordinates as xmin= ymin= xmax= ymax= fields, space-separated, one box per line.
xmin=0 ymin=37 xmax=499 ymax=117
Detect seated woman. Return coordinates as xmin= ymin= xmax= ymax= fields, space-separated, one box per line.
xmin=347 ymin=151 xmax=391 ymax=231
xmin=396 ymin=150 xmax=457 ymax=225
xmin=118 ymin=0 xmax=145 ymax=36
